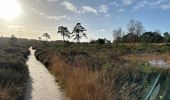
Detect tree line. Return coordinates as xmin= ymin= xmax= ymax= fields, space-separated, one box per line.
xmin=10 ymin=20 xmax=170 ymax=44
xmin=113 ymin=19 xmax=170 ymax=43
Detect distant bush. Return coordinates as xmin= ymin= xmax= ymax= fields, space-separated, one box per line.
xmin=90 ymin=38 xmax=111 ymax=44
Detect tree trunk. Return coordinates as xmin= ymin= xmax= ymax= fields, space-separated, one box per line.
xmin=63 ymin=35 xmax=65 ymax=42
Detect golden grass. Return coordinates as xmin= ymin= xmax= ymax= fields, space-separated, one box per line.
xmin=51 ymin=57 xmax=106 ymax=100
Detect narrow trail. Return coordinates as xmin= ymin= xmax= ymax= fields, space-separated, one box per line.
xmin=25 ymin=47 xmax=65 ymax=100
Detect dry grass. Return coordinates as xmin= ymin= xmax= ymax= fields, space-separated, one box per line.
xmin=34 ymin=43 xmax=170 ymax=100
xmin=51 ymin=57 xmax=106 ymax=100
xmin=50 ymin=56 xmax=150 ymax=100
xmin=49 ymin=55 xmax=147 ymax=100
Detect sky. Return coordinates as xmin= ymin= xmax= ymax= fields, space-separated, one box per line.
xmin=0 ymin=0 xmax=170 ymax=41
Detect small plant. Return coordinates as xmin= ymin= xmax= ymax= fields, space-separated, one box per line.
xmin=140 ymin=62 xmax=154 ymax=74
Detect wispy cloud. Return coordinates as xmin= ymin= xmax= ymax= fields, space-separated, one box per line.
xmin=47 ymin=0 xmax=58 ymax=2
xmin=61 ymin=1 xmax=77 ymax=12
xmin=99 ymin=5 xmax=109 ymax=13
xmin=152 ymin=0 xmax=165 ymax=6
xmin=36 ymin=0 xmax=58 ymax=2
xmin=31 ymin=8 xmax=68 ymax=21
xmin=47 ymin=15 xmax=68 ymax=21
xmin=133 ymin=0 xmax=166 ymax=11
xmin=109 ymin=1 xmax=119 ymax=7
xmin=99 ymin=29 xmax=106 ymax=32
xmin=61 ymin=1 xmax=98 ymax=15
xmin=81 ymin=6 xmax=98 ymax=14
xmin=118 ymin=8 xmax=125 ymax=12
xmin=159 ymin=3 xmax=170 ymax=10
xmin=123 ymin=0 xmax=134 ymax=5
xmin=104 ymin=14 xmax=111 ymax=17
xmin=133 ymin=0 xmax=148 ymax=11
xmin=8 ymin=25 xmax=25 ymax=28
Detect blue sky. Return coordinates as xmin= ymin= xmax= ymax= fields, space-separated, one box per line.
xmin=0 ymin=0 xmax=170 ymax=41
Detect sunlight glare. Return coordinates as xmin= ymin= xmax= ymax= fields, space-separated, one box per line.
xmin=0 ymin=0 xmax=21 ymax=20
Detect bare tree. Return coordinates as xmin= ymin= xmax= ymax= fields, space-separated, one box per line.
xmin=113 ymin=27 xmax=122 ymax=41
xmin=71 ymin=23 xmax=87 ymax=43
xmin=57 ymin=26 xmax=70 ymax=41
xmin=127 ymin=19 xmax=136 ymax=34
xmin=127 ymin=19 xmax=144 ymax=36
xmin=43 ymin=33 xmax=51 ymax=41
xmin=135 ymin=20 xmax=144 ymax=35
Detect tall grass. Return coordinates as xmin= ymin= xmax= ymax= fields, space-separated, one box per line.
xmin=0 ymin=38 xmax=30 ymax=100
xmin=34 ymin=43 xmax=170 ymax=100
xmin=51 ymin=57 xmax=105 ymax=100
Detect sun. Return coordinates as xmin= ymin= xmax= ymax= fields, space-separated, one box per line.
xmin=0 ymin=0 xmax=21 ymax=20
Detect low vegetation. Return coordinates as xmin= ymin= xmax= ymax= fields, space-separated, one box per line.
xmin=0 ymin=37 xmax=30 ymax=100
xmin=34 ymin=42 xmax=170 ymax=100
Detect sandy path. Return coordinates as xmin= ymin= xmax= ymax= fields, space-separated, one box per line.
xmin=25 ymin=47 xmax=65 ymax=100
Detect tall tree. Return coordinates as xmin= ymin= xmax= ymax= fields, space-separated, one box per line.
xmin=127 ymin=19 xmax=144 ymax=36
xmin=43 ymin=33 xmax=51 ymax=41
xmin=135 ymin=20 xmax=144 ymax=35
xmin=57 ymin=26 xmax=70 ymax=41
xmin=127 ymin=19 xmax=136 ymax=34
xmin=113 ymin=27 xmax=122 ymax=41
xmin=71 ymin=23 xmax=87 ymax=43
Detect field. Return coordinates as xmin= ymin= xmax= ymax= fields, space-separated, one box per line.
xmin=0 ymin=37 xmax=170 ymax=100
xmin=34 ymin=42 xmax=170 ymax=100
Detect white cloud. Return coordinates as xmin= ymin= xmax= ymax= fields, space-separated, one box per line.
xmin=8 ymin=25 xmax=25 ymax=28
xmin=133 ymin=0 xmax=149 ymax=11
xmin=118 ymin=8 xmax=125 ymax=12
xmin=99 ymin=29 xmax=106 ymax=32
xmin=36 ymin=0 xmax=58 ymax=2
xmin=99 ymin=5 xmax=109 ymax=13
xmin=104 ymin=14 xmax=111 ymax=17
xmin=159 ymin=3 xmax=170 ymax=10
xmin=152 ymin=0 xmax=165 ymax=6
xmin=61 ymin=1 xmax=98 ymax=15
xmin=123 ymin=0 xmax=134 ymax=5
xmin=61 ymin=1 xmax=77 ymax=12
xmin=47 ymin=15 xmax=68 ymax=21
xmin=31 ymin=8 xmax=68 ymax=21
xmin=133 ymin=0 xmax=166 ymax=11
xmin=47 ymin=0 xmax=58 ymax=2
xmin=81 ymin=6 xmax=98 ymax=14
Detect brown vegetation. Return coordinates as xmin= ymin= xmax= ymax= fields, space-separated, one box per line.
xmin=34 ymin=42 xmax=170 ymax=100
